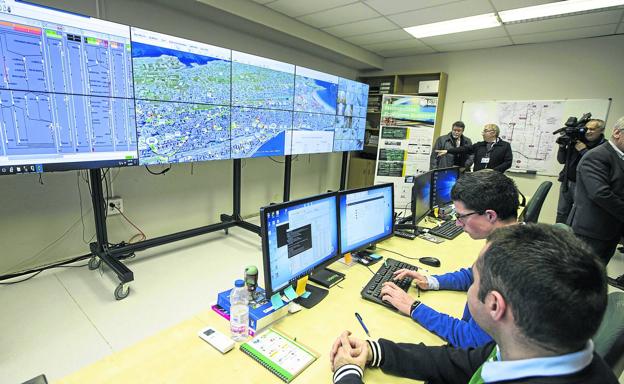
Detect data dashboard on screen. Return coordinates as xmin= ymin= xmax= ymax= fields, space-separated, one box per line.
xmin=131 ymin=28 xmax=231 ymax=165
xmin=0 ymin=0 xmax=138 ymax=175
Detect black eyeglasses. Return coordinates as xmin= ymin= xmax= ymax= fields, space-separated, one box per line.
xmin=453 ymin=211 xmax=484 ymax=223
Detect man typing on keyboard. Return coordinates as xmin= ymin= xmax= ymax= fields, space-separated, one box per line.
xmin=380 ymin=170 xmax=519 ymax=348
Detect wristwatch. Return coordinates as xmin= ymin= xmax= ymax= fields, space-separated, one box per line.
xmin=410 ymin=300 xmax=422 ymax=316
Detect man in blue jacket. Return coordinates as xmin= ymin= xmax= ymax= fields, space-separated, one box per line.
xmin=380 ymin=170 xmax=519 ymax=348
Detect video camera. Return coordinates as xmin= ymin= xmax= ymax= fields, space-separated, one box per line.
xmin=552 ymin=112 xmax=591 ymax=146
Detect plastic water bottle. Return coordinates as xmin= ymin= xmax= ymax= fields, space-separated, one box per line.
xmin=230 ymin=279 xmax=249 ymax=341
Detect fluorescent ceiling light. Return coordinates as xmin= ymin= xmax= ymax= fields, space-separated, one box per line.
xmin=404 ymin=13 xmax=500 ymax=38
xmin=499 ymin=0 xmax=624 ymax=23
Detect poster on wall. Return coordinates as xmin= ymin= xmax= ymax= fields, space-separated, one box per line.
xmin=374 ymin=95 xmax=437 ymax=212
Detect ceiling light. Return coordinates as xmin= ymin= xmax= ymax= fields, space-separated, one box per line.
xmin=499 ymin=0 xmax=624 ymax=23
xmin=404 ymin=13 xmax=501 ymax=38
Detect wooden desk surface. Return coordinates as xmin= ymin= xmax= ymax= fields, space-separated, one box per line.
xmin=56 ymin=234 xmax=484 ymax=384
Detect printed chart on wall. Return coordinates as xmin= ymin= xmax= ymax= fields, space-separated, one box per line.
xmin=374 ymin=94 xmax=437 ymax=211
xmin=461 ymin=99 xmax=611 ymax=176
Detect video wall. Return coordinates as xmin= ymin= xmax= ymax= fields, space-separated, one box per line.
xmin=0 ymin=0 xmax=368 ymax=175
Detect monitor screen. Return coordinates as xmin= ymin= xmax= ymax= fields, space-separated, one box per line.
xmin=230 ymin=107 xmax=292 ymax=158
xmin=0 ymin=1 xmax=138 ymax=175
xmin=332 ymin=116 xmax=366 ymax=152
xmin=431 ymin=167 xmax=460 ymax=207
xmin=339 ymin=183 xmax=394 ymax=255
xmin=261 ymin=193 xmax=339 ymax=297
xmin=337 ymin=77 xmax=368 ymax=118
xmin=411 ymin=172 xmax=431 ymax=225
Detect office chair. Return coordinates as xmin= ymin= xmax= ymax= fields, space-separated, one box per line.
xmin=518 ymin=181 xmax=553 ymax=223
xmin=594 ymin=291 xmax=624 ymax=377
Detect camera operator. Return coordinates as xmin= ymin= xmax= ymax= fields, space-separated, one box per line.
xmin=555 ymin=118 xmax=606 ymax=223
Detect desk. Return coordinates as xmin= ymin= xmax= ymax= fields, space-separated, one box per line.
xmin=56 ymin=234 xmax=483 ymax=384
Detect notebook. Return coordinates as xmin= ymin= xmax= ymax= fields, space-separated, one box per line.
xmin=239 ymin=328 xmax=318 ymax=383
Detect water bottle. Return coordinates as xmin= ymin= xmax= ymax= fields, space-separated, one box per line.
xmin=230 ymin=279 xmax=249 ymax=341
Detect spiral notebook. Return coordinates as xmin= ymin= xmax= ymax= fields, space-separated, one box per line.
xmin=239 ymin=328 xmax=318 ymax=383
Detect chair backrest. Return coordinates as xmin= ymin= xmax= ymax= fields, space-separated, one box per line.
xmin=518 ymin=181 xmax=553 ymax=223
xmin=594 ymin=291 xmax=624 ymax=377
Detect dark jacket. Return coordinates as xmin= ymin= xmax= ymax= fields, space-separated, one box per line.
xmin=557 ymin=134 xmax=605 ymax=183
xmin=336 ymin=341 xmax=618 ymax=384
xmin=446 ymin=139 xmax=513 ymax=172
xmin=569 ymin=142 xmax=624 ymax=241
xmin=430 ymin=133 xmax=474 ymax=170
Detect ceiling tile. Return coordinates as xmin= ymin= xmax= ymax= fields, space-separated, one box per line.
xmin=378 ymin=47 xmax=438 ymax=58
xmin=266 ymin=0 xmax=355 ymax=18
xmin=322 ymin=17 xmax=397 ymax=38
xmin=364 ymin=0 xmax=456 ymax=16
xmin=296 ymin=3 xmax=381 ymax=29
xmin=489 ymin=0 xmax=554 ymax=12
xmin=361 ymin=38 xmax=430 ymax=51
xmin=387 ymin=0 xmax=495 ymax=28
xmin=253 ymin=0 xmax=276 ymax=4
xmin=420 ymin=26 xmax=508 ymax=45
xmin=428 ymin=36 xmax=513 ymax=51
xmin=505 ymin=9 xmax=624 ymax=35
xmin=618 ymin=22 xmax=624 ymax=34
xmin=512 ymin=24 xmax=618 ymax=44
xmin=342 ymin=28 xmax=414 ymax=45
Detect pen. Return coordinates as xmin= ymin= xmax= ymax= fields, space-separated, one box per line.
xmin=355 ymin=312 xmax=370 ymax=337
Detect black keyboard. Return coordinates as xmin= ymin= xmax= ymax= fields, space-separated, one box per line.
xmin=361 ymin=258 xmax=419 ymax=308
xmin=428 ymin=220 xmax=463 ymax=239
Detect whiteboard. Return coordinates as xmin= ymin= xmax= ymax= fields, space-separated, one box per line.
xmin=460 ymin=99 xmax=611 ymax=176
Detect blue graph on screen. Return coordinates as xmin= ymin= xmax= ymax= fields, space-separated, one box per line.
xmin=0 ymin=9 xmax=137 ymax=167
xmin=131 ymin=41 xmax=231 ymax=105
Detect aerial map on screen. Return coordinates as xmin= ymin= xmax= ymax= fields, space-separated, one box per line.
xmin=137 ymin=100 xmax=230 ymax=164
xmin=230 ymin=107 xmax=292 ymax=158
xmin=294 ymin=67 xmax=338 ymax=115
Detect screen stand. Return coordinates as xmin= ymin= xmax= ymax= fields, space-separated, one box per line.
xmin=308 ymin=268 xmax=345 ymax=288
xmin=295 ymin=284 xmax=329 ymax=309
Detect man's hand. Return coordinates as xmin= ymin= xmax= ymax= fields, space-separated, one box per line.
xmin=575 ymin=141 xmax=587 ymax=152
xmin=330 ymin=331 xmax=371 ymax=372
xmin=393 ymin=269 xmax=429 ymax=289
xmin=436 ymin=149 xmax=448 ymax=157
xmin=380 ymin=282 xmax=416 ymax=315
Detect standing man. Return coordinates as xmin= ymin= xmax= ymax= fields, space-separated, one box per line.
xmin=380 ymin=170 xmax=519 ymax=348
xmin=555 ymin=119 xmax=606 ymax=223
xmin=436 ymin=124 xmax=513 ymax=172
xmin=330 ymin=224 xmax=617 ymax=384
xmin=570 ymin=116 xmax=624 ymax=285
xmin=430 ymin=121 xmax=474 ymax=171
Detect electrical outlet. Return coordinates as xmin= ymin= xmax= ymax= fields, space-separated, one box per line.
xmin=107 ymin=197 xmax=123 ymax=216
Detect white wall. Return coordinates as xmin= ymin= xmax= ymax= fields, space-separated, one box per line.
xmin=365 ymin=34 xmax=624 ymax=224
xmin=0 ymin=0 xmax=352 ymax=276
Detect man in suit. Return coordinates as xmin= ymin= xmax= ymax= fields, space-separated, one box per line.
xmin=330 ymin=224 xmax=617 ymax=384
xmin=436 ymin=124 xmax=513 ymax=172
xmin=570 ymin=116 xmax=624 ymax=287
xmin=429 ymin=121 xmax=474 ymax=171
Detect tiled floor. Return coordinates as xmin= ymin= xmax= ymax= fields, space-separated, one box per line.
xmin=1 ymin=230 xmax=623 ymax=383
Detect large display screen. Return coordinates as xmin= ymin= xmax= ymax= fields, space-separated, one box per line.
xmin=0 ymin=0 xmax=138 ymax=175
xmin=261 ymin=193 xmax=339 ymax=297
xmin=0 ymin=1 xmax=370 ymax=176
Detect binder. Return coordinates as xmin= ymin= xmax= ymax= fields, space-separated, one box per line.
xmin=239 ymin=328 xmax=318 ymax=382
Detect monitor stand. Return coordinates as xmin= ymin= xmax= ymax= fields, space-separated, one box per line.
xmin=308 ymin=267 xmax=345 ymax=288
xmin=295 ymin=284 xmax=329 ymax=309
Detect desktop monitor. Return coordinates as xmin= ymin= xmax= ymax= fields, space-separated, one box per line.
xmin=260 ymin=192 xmax=339 ymax=307
xmin=431 ymin=167 xmax=460 ymax=207
xmin=339 ymin=183 xmax=394 ymax=256
xmin=411 ymin=172 xmax=432 ymax=226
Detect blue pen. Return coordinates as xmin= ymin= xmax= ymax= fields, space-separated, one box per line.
xmin=355 ymin=312 xmax=370 ymax=337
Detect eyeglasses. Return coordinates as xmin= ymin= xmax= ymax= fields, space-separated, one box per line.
xmin=482 ymin=129 xmax=495 ymax=133
xmin=453 ymin=210 xmax=484 ymax=223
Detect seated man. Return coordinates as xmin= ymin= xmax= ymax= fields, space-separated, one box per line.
xmin=331 ymin=224 xmax=617 ymax=384
xmin=381 ymin=170 xmax=519 ymax=348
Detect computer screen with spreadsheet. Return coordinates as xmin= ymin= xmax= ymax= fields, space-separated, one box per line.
xmin=0 ymin=0 xmax=138 ymax=175
xmin=339 ymin=183 xmax=394 ymax=255
xmin=260 ymin=192 xmax=339 ymax=298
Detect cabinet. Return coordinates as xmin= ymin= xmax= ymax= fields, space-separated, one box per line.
xmin=347 ymin=72 xmax=448 ymax=188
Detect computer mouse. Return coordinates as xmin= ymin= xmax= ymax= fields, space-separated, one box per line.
xmin=419 ymin=256 xmax=441 ymax=267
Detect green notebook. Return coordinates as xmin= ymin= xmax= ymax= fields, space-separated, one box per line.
xmin=240 ymin=328 xmax=318 ymax=383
